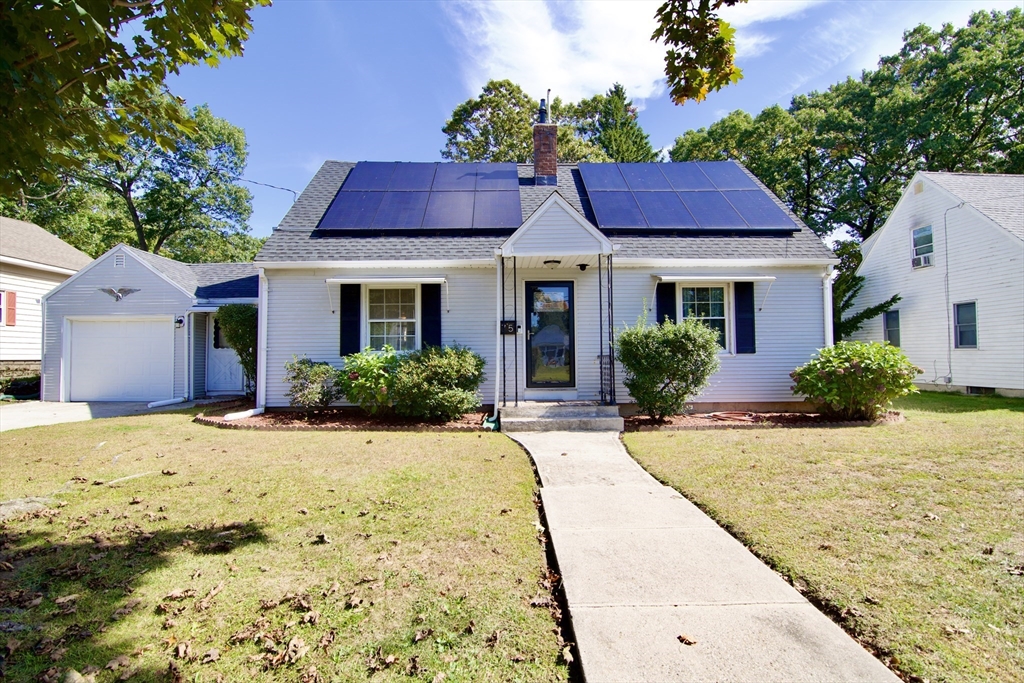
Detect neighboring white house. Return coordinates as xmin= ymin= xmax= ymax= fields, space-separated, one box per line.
xmin=252 ymin=111 xmax=839 ymax=413
xmin=851 ymin=172 xmax=1024 ymax=396
xmin=40 ymin=244 xmax=256 ymax=402
xmin=0 ymin=216 xmax=92 ymax=376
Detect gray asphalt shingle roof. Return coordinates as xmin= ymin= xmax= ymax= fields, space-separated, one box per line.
xmin=0 ymin=216 xmax=93 ymax=271
xmin=124 ymin=245 xmax=258 ymax=299
xmin=922 ymin=172 xmax=1024 ymax=240
xmin=256 ymin=161 xmax=836 ymax=263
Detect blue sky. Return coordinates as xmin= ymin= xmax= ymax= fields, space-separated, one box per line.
xmin=166 ymin=0 xmax=1021 ymax=238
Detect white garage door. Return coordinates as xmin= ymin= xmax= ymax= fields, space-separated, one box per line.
xmin=69 ymin=319 xmax=174 ymax=402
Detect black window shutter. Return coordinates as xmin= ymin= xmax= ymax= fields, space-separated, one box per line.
xmin=735 ymin=282 xmax=756 ymax=354
xmin=339 ymin=284 xmax=361 ymax=356
xmin=655 ymin=283 xmax=677 ymax=324
xmin=421 ymin=283 xmax=442 ymax=348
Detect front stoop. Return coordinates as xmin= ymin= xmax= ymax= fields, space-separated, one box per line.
xmin=500 ymin=402 xmax=625 ymax=432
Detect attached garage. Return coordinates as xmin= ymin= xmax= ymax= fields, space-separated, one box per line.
xmin=68 ymin=318 xmax=174 ymax=402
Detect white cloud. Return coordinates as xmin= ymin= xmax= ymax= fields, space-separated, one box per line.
xmin=445 ymin=0 xmax=820 ymax=104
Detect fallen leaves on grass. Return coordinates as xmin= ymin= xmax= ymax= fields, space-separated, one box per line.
xmin=413 ymin=628 xmax=432 ymax=643
xmin=195 ymin=581 xmax=225 ymax=612
xmin=677 ymin=633 xmax=697 ymax=645
xmin=201 ymin=648 xmax=220 ymax=664
xmin=161 ymin=470 xmax=177 ymax=476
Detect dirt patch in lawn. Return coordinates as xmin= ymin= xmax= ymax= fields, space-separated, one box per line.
xmin=624 ymin=410 xmax=904 ymax=431
xmin=196 ymin=406 xmax=491 ymax=432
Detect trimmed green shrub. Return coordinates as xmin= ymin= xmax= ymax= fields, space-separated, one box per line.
xmin=284 ymin=356 xmax=343 ymax=410
xmin=616 ymin=313 xmax=721 ymax=419
xmin=392 ymin=345 xmax=486 ymax=421
xmin=790 ymin=341 xmax=921 ymax=420
xmin=339 ymin=346 xmax=401 ymax=415
xmin=216 ymin=303 xmax=258 ymax=396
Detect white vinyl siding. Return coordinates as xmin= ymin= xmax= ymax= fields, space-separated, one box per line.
xmin=41 ymin=249 xmax=193 ymax=401
xmin=0 ymin=263 xmax=68 ymax=362
xmin=506 ymin=202 xmax=606 ymax=255
xmin=612 ymin=267 xmax=828 ymax=403
xmin=851 ymin=175 xmax=1024 ymax=392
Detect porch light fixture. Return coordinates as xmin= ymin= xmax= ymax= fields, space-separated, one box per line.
xmin=544 ymin=259 xmax=561 ymax=269
xmin=174 ymin=316 xmax=185 ymax=329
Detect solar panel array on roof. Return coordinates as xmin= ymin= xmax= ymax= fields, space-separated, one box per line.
xmin=579 ymin=161 xmax=797 ymax=231
xmin=318 ymin=162 xmax=522 ymax=230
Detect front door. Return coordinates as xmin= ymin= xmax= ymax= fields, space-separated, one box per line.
xmin=207 ymin=315 xmax=245 ymax=393
xmin=526 ymin=281 xmax=574 ymax=388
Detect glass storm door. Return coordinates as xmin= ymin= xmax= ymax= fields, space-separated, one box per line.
xmin=526 ymin=281 xmax=574 ymax=388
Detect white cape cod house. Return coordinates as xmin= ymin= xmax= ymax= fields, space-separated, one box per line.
xmin=253 ymin=118 xmax=838 ymax=413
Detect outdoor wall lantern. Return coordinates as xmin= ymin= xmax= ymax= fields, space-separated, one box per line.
xmin=175 ymin=316 xmax=185 ymax=329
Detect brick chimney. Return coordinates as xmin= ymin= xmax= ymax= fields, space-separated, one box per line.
xmin=533 ymin=97 xmax=557 ymax=186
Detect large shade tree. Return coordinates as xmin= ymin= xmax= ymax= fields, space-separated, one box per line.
xmin=0 ymin=0 xmax=269 ymax=193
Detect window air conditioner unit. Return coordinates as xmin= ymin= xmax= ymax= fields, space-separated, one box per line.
xmin=912 ymin=254 xmax=932 ymax=268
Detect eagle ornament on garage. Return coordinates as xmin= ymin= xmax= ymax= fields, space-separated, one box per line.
xmin=98 ymin=287 xmax=140 ymax=301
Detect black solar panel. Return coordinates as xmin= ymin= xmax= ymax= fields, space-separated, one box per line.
xmin=473 ymin=190 xmax=521 ymax=228
xmin=388 ymin=163 xmax=435 ymax=191
xmin=432 ymin=163 xmax=478 ymax=191
xmin=634 ymin=192 xmax=697 ymax=228
xmin=371 ymin=191 xmax=429 ymax=229
xmin=578 ymin=163 xmax=628 ymax=191
xmin=341 ymin=162 xmax=395 ymax=191
xmin=423 ymin=191 xmax=475 ymax=228
xmin=588 ymin=191 xmax=646 ymax=227
xmin=659 ymin=163 xmax=716 ymax=191
xmin=722 ymin=190 xmax=795 ymax=228
xmin=576 ymin=160 xmax=797 ymax=231
xmin=476 ymin=163 xmax=520 ymax=191
xmin=320 ymin=191 xmax=384 ymax=229
xmin=678 ymin=191 xmax=746 ymax=228
xmin=698 ymin=161 xmax=758 ymax=190
xmin=620 ymin=163 xmax=672 ymax=191
xmin=321 ymin=162 xmax=524 ymax=230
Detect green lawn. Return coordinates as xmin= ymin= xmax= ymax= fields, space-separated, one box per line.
xmin=624 ymin=392 xmax=1024 ymax=683
xmin=0 ymin=411 xmax=567 ymax=682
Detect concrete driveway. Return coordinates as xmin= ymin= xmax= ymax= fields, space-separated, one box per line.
xmin=0 ymin=400 xmax=200 ymax=432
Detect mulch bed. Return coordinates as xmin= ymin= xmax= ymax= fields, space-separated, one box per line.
xmin=195 ymin=406 xmax=492 ymax=432
xmin=624 ymin=410 xmax=905 ymax=431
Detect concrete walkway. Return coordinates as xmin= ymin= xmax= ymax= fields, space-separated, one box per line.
xmin=509 ymin=431 xmax=900 ymax=683
xmin=0 ymin=400 xmax=212 ymax=432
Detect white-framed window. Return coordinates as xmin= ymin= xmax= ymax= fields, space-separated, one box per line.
xmin=954 ymin=301 xmax=977 ymax=349
xmin=366 ymin=286 xmax=419 ymax=351
xmin=883 ymin=310 xmax=900 ymax=347
xmin=0 ymin=290 xmax=5 ymax=324
xmin=911 ymin=226 xmax=933 ymax=268
xmin=679 ymin=284 xmax=730 ymax=351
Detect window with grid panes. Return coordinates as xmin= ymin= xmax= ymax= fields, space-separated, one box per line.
xmin=367 ymin=288 xmax=417 ymax=351
xmin=681 ymin=286 xmax=727 ymax=349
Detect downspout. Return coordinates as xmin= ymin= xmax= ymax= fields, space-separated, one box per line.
xmin=40 ymin=297 xmax=46 ymax=401
xmin=492 ymin=254 xmax=502 ymax=420
xmin=228 ymin=267 xmax=268 ymax=421
xmin=823 ymin=265 xmax=837 ymax=347
xmin=942 ymin=203 xmax=965 ymax=385
xmin=186 ymin=312 xmax=193 ymax=401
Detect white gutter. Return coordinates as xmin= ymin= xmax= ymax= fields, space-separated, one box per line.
xmin=618 ymin=258 xmax=839 ymax=268
xmin=0 ymin=254 xmax=80 ymax=276
xmin=260 ymin=259 xmax=492 ymax=269
xmin=823 ymin=266 xmax=837 ymax=347
xmin=256 ymin=267 xmax=268 ymax=410
xmin=654 ymin=275 xmax=777 ymax=282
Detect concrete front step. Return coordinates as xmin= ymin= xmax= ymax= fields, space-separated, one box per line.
xmin=501 ymin=416 xmax=625 ymax=432
xmin=500 ymin=403 xmax=624 ymax=432
xmin=500 ymin=402 xmax=621 ymax=419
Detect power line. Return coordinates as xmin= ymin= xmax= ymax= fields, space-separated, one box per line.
xmin=237 ymin=178 xmax=298 ymax=203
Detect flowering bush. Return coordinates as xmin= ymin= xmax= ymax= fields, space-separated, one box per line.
xmin=283 ymin=356 xmax=343 ymax=409
xmin=616 ymin=313 xmax=721 ymax=419
xmin=790 ymin=341 xmax=921 ymax=420
xmin=339 ymin=346 xmax=401 ymax=415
